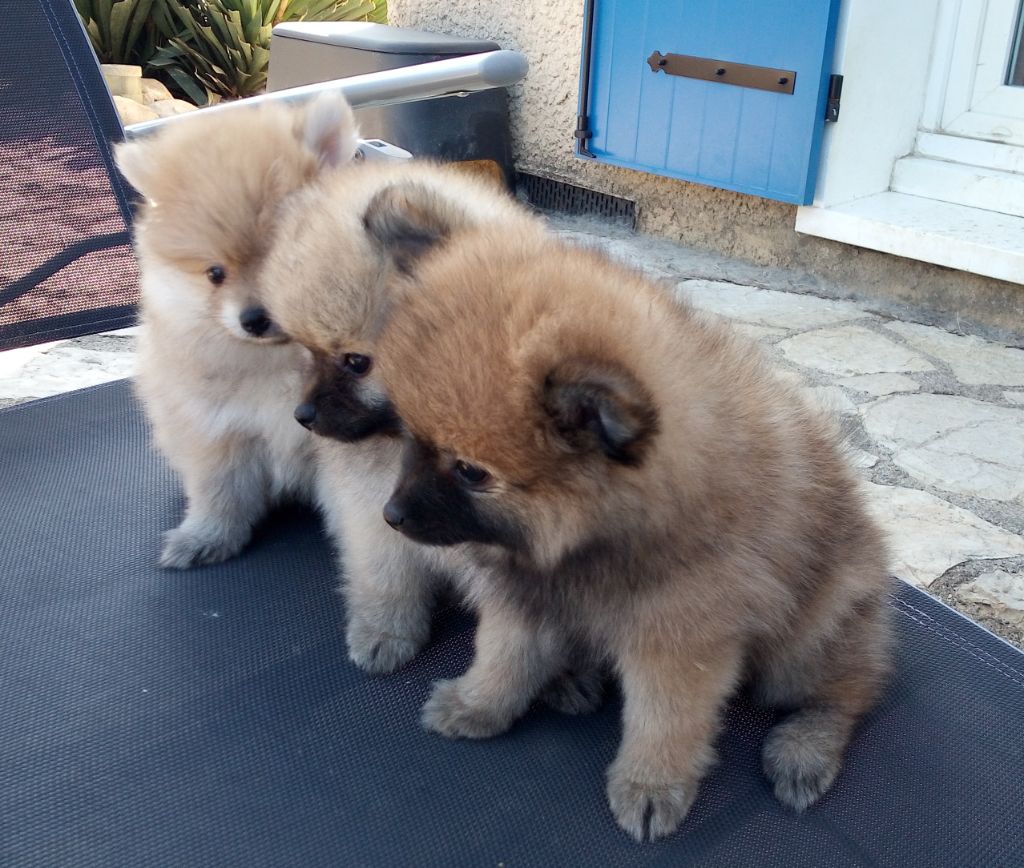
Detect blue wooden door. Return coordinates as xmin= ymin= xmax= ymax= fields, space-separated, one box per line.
xmin=579 ymin=0 xmax=841 ymax=204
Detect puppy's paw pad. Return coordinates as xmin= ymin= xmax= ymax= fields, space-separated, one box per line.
xmin=159 ymin=527 xmax=246 ymax=569
xmin=346 ymin=613 xmax=428 ymax=675
xmin=348 ymin=631 xmax=423 ymax=675
xmin=606 ymin=770 xmax=694 ymax=842
xmin=762 ymin=721 xmax=842 ymax=812
xmin=421 ymin=679 xmax=511 ymax=740
xmin=542 ymin=668 xmax=605 ymax=715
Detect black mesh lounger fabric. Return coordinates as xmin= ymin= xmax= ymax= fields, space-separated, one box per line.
xmin=2 ymin=379 xmax=1022 ymax=867
xmin=0 ymin=0 xmax=137 ymax=352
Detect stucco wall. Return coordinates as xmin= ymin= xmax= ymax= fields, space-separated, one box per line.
xmin=389 ymin=0 xmax=1023 ymax=341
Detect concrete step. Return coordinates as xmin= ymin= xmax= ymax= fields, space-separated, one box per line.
xmin=892 ymin=155 xmax=1024 ymax=219
xmin=915 ymin=132 xmax=1024 ymax=175
xmin=795 ymin=191 xmax=1024 ymax=284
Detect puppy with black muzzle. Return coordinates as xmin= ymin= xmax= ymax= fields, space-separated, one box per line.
xmin=257 ymin=163 xmax=526 ymax=674
xmin=373 ymin=214 xmax=894 ymax=842
xmin=115 ymin=95 xmax=359 ymax=567
xmin=259 ymin=167 xmax=605 ymax=713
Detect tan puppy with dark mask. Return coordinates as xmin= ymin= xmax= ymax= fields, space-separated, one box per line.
xmin=370 ymin=199 xmax=893 ymax=842
xmin=258 ymin=165 xmax=551 ymax=679
xmin=116 ymin=96 xmax=358 ymax=567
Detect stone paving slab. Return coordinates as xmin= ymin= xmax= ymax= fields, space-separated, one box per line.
xmin=885 ymin=320 xmax=1024 ymax=386
xmin=958 ymin=571 xmax=1024 ymax=627
xmin=0 ymin=329 xmax=137 ymax=407
xmin=861 ymin=484 xmax=1024 ymax=588
xmin=836 ymin=373 xmax=921 ymax=396
xmin=777 ymin=326 xmax=936 ymax=377
xmin=680 ymin=279 xmax=868 ymax=329
xmin=863 ymin=395 xmax=1024 ymax=503
xmin=3 ymin=218 xmax=1023 ymax=649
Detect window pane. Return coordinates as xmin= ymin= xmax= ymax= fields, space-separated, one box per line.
xmin=1010 ymin=3 xmax=1024 ymax=85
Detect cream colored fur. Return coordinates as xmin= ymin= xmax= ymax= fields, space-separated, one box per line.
xmin=260 ymin=161 xmax=540 ymax=672
xmin=116 ymin=95 xmax=358 ymax=567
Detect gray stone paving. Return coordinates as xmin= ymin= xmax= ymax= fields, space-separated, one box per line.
xmin=3 ymin=215 xmax=1022 ymax=649
xmin=0 ymin=329 xmax=138 ymax=406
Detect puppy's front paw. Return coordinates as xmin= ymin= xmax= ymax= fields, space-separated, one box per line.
xmin=606 ymin=762 xmax=695 ymax=842
xmin=421 ymin=678 xmax=513 ymax=740
xmin=541 ymin=667 xmax=605 ymax=715
xmin=346 ymin=615 xmax=426 ymax=675
xmin=159 ymin=524 xmax=247 ymax=569
xmin=762 ymin=714 xmax=842 ymax=812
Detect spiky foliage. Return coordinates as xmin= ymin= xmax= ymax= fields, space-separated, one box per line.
xmin=74 ymin=0 xmax=161 ymax=65
xmin=149 ymin=0 xmax=387 ymax=104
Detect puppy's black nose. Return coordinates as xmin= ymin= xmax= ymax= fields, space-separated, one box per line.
xmin=239 ymin=306 xmax=272 ymax=337
xmin=294 ymin=402 xmax=317 ymax=429
xmin=383 ymin=499 xmax=405 ymax=529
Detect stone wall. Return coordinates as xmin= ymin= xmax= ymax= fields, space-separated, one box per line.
xmin=389 ymin=0 xmax=1023 ymax=341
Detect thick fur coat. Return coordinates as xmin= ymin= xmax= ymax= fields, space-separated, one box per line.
xmin=375 ymin=215 xmax=893 ymax=842
xmin=115 ymin=96 xmax=358 ymax=567
xmin=258 ymin=163 xmax=559 ymax=675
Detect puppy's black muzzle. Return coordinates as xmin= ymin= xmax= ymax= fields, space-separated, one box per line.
xmin=292 ymin=382 xmax=400 ymax=442
xmin=385 ymin=437 xmax=510 ymax=547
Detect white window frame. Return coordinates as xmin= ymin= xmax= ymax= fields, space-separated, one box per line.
xmin=928 ymin=0 xmax=1024 ymax=146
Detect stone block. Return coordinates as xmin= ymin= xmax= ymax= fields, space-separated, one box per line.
xmin=140 ymin=78 xmax=174 ymax=105
xmin=101 ymin=63 xmax=142 ymax=102
xmin=149 ymin=99 xmax=199 ymax=118
xmin=112 ymin=95 xmax=159 ymax=125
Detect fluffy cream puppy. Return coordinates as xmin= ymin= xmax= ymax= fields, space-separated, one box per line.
xmin=116 ymin=96 xmax=358 ymax=567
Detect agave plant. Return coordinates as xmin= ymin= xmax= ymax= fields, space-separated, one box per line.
xmin=74 ymin=0 xmax=161 ymax=65
xmin=149 ymin=0 xmax=387 ymax=105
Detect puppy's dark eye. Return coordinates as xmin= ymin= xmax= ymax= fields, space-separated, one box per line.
xmin=342 ymin=353 xmax=372 ymax=377
xmin=453 ymin=460 xmax=490 ymax=487
xmin=205 ymin=265 xmax=226 ymax=285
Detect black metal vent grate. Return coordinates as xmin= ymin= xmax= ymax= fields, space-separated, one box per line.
xmin=516 ymin=173 xmax=636 ymax=227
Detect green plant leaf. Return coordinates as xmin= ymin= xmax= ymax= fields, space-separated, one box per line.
xmin=94 ymin=0 xmax=114 ymax=58
xmin=123 ymin=0 xmax=155 ymax=62
xmin=83 ymin=20 xmax=103 ymax=57
xmin=263 ymin=0 xmax=281 ymax=26
xmin=166 ymin=63 xmax=211 ymax=105
xmin=108 ymin=1 xmax=135 ymax=61
xmin=141 ymin=0 xmax=388 ymax=101
xmin=75 ymin=0 xmax=171 ymax=65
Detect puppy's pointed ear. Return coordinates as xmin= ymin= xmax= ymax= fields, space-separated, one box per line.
xmin=362 ymin=182 xmax=457 ymax=274
xmin=113 ymin=140 xmax=157 ymax=199
xmin=542 ymin=358 xmax=658 ymax=465
xmin=300 ymin=93 xmax=359 ymax=167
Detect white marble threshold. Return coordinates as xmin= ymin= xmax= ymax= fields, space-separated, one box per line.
xmin=795 ymin=191 xmax=1024 ymax=285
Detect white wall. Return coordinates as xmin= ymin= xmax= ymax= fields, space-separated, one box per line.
xmin=813 ymin=0 xmax=940 ymax=207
